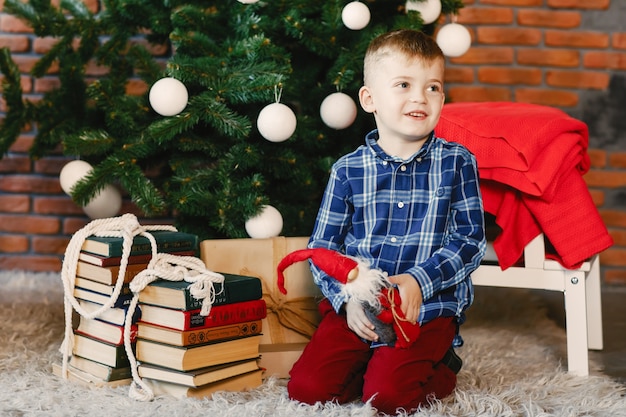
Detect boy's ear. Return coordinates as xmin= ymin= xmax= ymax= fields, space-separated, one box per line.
xmin=358 ymin=86 xmax=375 ymax=114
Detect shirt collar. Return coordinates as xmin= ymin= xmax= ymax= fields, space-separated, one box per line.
xmin=365 ymin=129 xmax=434 ymax=163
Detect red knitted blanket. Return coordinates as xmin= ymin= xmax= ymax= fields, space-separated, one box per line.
xmin=435 ymin=102 xmax=613 ymax=269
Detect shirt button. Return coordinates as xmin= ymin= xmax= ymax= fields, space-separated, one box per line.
xmin=383 ymin=161 xmax=388 ymax=166
xmin=397 ymin=202 xmax=404 ymax=208
xmin=400 ymin=165 xmax=407 ymax=172
xmin=390 ymin=237 xmax=397 ymax=243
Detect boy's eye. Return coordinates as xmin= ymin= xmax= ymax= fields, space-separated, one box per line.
xmin=427 ymin=85 xmax=441 ymax=92
xmin=399 ymin=82 xmax=409 ymax=88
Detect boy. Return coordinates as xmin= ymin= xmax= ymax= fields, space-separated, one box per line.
xmin=287 ymin=29 xmax=486 ymax=414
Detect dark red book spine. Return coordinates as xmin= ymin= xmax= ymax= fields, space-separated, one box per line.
xmin=186 ymin=299 xmax=267 ymax=329
xmin=142 ymin=299 xmax=267 ymax=331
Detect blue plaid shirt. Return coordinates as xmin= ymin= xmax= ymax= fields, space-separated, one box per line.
xmin=309 ymin=129 xmax=486 ymax=347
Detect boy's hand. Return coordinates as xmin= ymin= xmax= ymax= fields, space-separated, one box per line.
xmin=345 ymin=299 xmax=379 ymax=342
xmin=387 ymin=273 xmax=422 ymax=323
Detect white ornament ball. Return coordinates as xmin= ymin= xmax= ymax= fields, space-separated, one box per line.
xmin=320 ymin=92 xmax=357 ymax=130
xmin=257 ymin=102 xmax=297 ymax=142
xmin=82 ymin=184 xmax=123 ymax=219
xmin=59 ymin=160 xmax=93 ymax=195
xmin=342 ymin=1 xmax=371 ymax=30
xmin=149 ymin=77 xmax=189 ymax=116
xmin=245 ymin=205 xmax=283 ymax=239
xmin=405 ymin=0 xmax=442 ymax=25
xmin=436 ymin=23 xmax=472 ymax=57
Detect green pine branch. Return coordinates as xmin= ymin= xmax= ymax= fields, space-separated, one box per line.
xmin=0 ymin=0 xmax=462 ymax=238
xmin=0 ymin=48 xmax=27 ymax=156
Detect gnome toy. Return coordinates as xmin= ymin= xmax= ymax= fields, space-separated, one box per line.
xmin=276 ymin=247 xmax=421 ymax=348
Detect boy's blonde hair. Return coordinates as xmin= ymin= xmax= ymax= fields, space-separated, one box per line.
xmin=363 ymin=29 xmax=444 ymax=85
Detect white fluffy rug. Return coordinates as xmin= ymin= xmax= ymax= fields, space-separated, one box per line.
xmin=1 ymin=270 xmax=625 ymax=417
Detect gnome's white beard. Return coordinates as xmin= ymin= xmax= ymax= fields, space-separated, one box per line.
xmin=338 ymin=259 xmax=389 ymax=310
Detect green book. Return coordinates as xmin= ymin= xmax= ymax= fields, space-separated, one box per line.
xmin=139 ymin=273 xmax=263 ymax=310
xmin=81 ymin=230 xmax=198 ymax=258
xmin=69 ymin=354 xmax=132 ymax=382
xmin=72 ymin=333 xmax=132 ymax=368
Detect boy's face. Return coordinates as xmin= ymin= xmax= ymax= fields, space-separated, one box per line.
xmin=359 ymin=53 xmax=445 ymax=148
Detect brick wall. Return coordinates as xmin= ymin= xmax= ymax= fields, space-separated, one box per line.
xmin=2 ymin=0 xmax=626 ymax=286
xmin=0 ymin=0 xmax=170 ymax=271
xmin=442 ymin=0 xmax=626 ymax=285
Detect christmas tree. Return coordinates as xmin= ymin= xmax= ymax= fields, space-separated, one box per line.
xmin=0 ymin=0 xmax=463 ymax=239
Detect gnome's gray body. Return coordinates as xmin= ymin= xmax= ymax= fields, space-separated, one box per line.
xmin=363 ymin=303 xmax=396 ymax=345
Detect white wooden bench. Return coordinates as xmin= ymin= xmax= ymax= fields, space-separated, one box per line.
xmin=472 ymin=233 xmax=603 ymax=376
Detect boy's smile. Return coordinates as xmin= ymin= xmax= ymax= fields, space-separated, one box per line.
xmin=359 ymin=54 xmax=445 ymax=159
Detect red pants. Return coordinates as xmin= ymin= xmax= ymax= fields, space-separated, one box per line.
xmin=287 ymin=299 xmax=457 ymax=415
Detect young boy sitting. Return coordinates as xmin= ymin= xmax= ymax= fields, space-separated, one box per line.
xmin=287 ymin=29 xmax=486 ymax=415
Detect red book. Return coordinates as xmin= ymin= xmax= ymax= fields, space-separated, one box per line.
xmin=139 ymin=299 xmax=267 ymax=331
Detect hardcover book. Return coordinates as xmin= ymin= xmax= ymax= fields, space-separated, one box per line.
xmin=144 ymin=369 xmax=263 ymax=399
xmin=77 ymin=299 xmax=141 ymax=326
xmin=74 ymin=277 xmax=132 ymax=298
xmin=52 ymin=363 xmax=132 ymax=388
xmin=81 ymin=231 xmax=198 ymax=258
xmin=75 ymin=316 xmax=137 ymax=346
xmin=72 ymin=333 xmax=133 ymax=368
xmin=78 ymin=250 xmax=196 ymax=267
xmin=69 ymin=355 xmax=132 ymax=382
xmin=74 ymin=287 xmax=133 ymax=308
xmin=139 ymin=273 xmax=262 ymax=310
xmin=139 ymin=299 xmax=267 ymax=331
xmin=76 ymin=261 xmax=148 ymax=285
xmin=137 ymin=320 xmax=262 ymax=347
xmin=137 ymin=358 xmax=260 ymax=387
xmin=136 ymin=335 xmax=261 ymax=371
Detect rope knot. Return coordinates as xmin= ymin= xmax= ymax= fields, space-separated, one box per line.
xmin=131 ymin=253 xmax=225 ymax=316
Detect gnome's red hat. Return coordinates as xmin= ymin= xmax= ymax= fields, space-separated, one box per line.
xmin=277 ymin=247 xmax=360 ymax=294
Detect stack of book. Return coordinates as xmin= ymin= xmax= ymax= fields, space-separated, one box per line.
xmin=135 ymin=272 xmax=267 ymax=399
xmin=60 ymin=230 xmax=199 ymax=387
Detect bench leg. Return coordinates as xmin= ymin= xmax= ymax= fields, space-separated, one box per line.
xmin=585 ymin=255 xmax=603 ymax=350
xmin=564 ymin=270 xmax=589 ymax=376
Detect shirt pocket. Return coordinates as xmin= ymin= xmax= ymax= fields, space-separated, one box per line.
xmin=435 ymin=185 xmax=452 ymax=200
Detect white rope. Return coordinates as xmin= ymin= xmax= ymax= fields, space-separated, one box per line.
xmin=59 ymin=214 xmax=175 ymax=384
xmin=124 ymin=253 xmax=225 ymax=400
